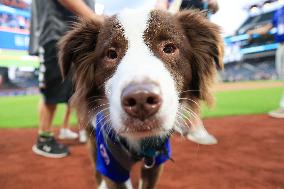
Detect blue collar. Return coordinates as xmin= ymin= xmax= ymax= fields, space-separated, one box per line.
xmin=96 ymin=112 xmax=170 ymax=159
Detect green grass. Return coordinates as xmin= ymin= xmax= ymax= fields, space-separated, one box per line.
xmin=0 ymin=95 xmax=77 ymax=128
xmin=0 ymin=87 xmax=282 ymax=128
xmin=202 ymin=87 xmax=282 ymax=117
xmin=0 ymin=49 xmax=39 ymax=68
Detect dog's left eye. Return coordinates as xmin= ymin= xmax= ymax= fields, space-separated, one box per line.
xmin=163 ymin=43 xmax=177 ymax=54
xmin=106 ymin=49 xmax=118 ymax=60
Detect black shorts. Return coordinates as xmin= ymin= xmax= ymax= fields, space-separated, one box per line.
xmin=38 ymin=40 xmax=73 ymax=104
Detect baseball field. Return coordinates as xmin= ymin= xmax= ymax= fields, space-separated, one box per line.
xmin=0 ymin=81 xmax=284 ymax=189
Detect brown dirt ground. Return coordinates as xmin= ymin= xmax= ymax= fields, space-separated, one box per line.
xmin=0 ymin=114 xmax=284 ymax=189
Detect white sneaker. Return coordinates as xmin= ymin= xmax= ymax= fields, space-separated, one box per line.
xmin=59 ymin=128 xmax=78 ymax=140
xmin=186 ymin=125 xmax=218 ymax=145
xmin=268 ymin=108 xmax=284 ymax=118
xmin=79 ymin=130 xmax=87 ymax=143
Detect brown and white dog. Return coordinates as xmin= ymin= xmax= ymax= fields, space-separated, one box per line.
xmin=58 ymin=9 xmax=223 ymax=189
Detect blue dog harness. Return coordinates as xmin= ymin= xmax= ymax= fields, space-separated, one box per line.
xmin=94 ymin=112 xmax=171 ymax=183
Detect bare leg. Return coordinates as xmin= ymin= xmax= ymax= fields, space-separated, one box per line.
xmin=38 ymin=99 xmax=57 ymax=133
xmin=188 ymin=108 xmax=202 ymax=132
xmin=185 ymin=106 xmax=218 ymax=145
xmin=59 ymin=105 xmax=78 ymax=139
xmin=62 ymin=104 xmax=72 ymax=129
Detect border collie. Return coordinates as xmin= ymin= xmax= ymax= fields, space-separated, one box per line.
xmin=59 ymin=9 xmax=223 ymax=189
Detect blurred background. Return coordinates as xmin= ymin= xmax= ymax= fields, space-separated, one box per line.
xmin=1 ymin=0 xmax=283 ymax=90
xmin=0 ymin=0 xmax=283 ymax=92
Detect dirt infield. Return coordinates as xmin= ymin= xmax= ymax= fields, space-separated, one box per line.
xmin=0 ymin=114 xmax=284 ymax=189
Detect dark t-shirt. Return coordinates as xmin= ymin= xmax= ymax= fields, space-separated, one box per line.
xmin=180 ymin=0 xmax=204 ymax=10
xmin=29 ymin=0 xmax=94 ymax=55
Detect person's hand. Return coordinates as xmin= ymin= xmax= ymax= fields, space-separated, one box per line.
xmin=208 ymin=0 xmax=219 ymax=14
xmin=57 ymin=0 xmax=105 ymax=24
xmin=247 ymin=30 xmax=254 ymax=36
xmin=97 ymin=15 xmax=105 ymax=23
xmin=90 ymin=14 xmax=105 ymax=24
xmin=246 ymin=30 xmax=254 ymax=43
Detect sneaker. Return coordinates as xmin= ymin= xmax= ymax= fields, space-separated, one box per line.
xmin=58 ymin=128 xmax=78 ymax=140
xmin=32 ymin=136 xmax=69 ymax=158
xmin=79 ymin=129 xmax=87 ymax=143
xmin=186 ymin=125 xmax=218 ymax=145
xmin=268 ymin=108 xmax=284 ymax=118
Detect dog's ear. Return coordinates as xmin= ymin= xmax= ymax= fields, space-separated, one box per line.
xmin=58 ymin=18 xmax=102 ymax=79
xmin=176 ymin=10 xmax=224 ymax=105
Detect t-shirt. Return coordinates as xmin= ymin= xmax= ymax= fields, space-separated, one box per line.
xmin=95 ymin=112 xmax=171 ymax=183
xmin=96 ymin=0 xmax=156 ymax=15
xmin=29 ymin=0 xmax=94 ymax=55
xmin=180 ymin=0 xmax=204 ymax=10
xmin=272 ymin=6 xmax=284 ymax=43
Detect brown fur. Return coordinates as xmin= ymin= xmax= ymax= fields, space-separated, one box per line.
xmin=58 ymin=10 xmax=223 ymax=189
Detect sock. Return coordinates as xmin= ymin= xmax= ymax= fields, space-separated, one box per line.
xmin=39 ymin=131 xmax=54 ymax=138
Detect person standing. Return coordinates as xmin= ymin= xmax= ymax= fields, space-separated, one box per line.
xmin=248 ymin=4 xmax=284 ymax=118
xmin=29 ymin=0 xmax=103 ymax=158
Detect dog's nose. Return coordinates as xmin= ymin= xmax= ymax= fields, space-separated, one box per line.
xmin=121 ymin=83 xmax=162 ymax=121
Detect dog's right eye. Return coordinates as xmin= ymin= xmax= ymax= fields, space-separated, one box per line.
xmin=106 ymin=49 xmax=118 ymax=60
xmin=162 ymin=43 xmax=177 ymax=54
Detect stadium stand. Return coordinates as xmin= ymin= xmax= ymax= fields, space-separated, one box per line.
xmin=222 ymin=0 xmax=282 ymax=82
xmin=0 ymin=0 xmax=38 ymax=95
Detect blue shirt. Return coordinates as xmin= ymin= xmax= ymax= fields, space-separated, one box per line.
xmin=95 ymin=112 xmax=171 ymax=183
xmin=272 ymin=6 xmax=284 ymax=43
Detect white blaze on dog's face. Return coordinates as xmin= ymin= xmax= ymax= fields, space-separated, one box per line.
xmin=105 ymin=10 xmax=179 ymax=139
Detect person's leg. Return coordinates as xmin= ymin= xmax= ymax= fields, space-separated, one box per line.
xmin=32 ymin=41 xmax=69 ymax=158
xmin=186 ymin=111 xmax=218 ymax=145
xmin=278 ymin=44 xmax=284 ymax=108
xmin=179 ymin=104 xmax=217 ymax=145
xmin=59 ymin=105 xmax=79 ymax=140
xmin=62 ymin=104 xmax=72 ymax=129
xmin=269 ymin=44 xmax=284 ymax=118
xmin=38 ymin=99 xmax=56 ymax=133
xmin=77 ymin=110 xmax=88 ymax=143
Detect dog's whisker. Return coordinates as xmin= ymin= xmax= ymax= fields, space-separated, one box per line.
xmin=97 ymin=75 xmax=114 ymax=90
xmin=87 ymin=96 xmax=106 ymax=100
xmin=174 ymin=118 xmax=186 ymax=135
xmin=176 ymin=112 xmax=193 ymax=135
xmin=176 ymin=117 xmax=190 ymax=133
xmin=177 ymin=112 xmax=194 ymax=128
xmin=87 ymin=100 xmax=108 ymax=109
xmin=179 ymin=106 xmax=198 ymax=122
xmin=95 ymin=114 xmax=111 ymax=142
xmin=179 ymin=98 xmax=200 ymax=108
xmin=175 ymin=115 xmax=188 ymax=131
xmin=95 ymin=107 xmax=110 ymax=117
xmin=180 ymin=89 xmax=201 ymax=93
xmin=181 ymin=105 xmax=199 ymax=118
xmin=100 ymin=118 xmax=113 ymax=147
xmin=90 ymin=104 xmax=110 ymax=113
